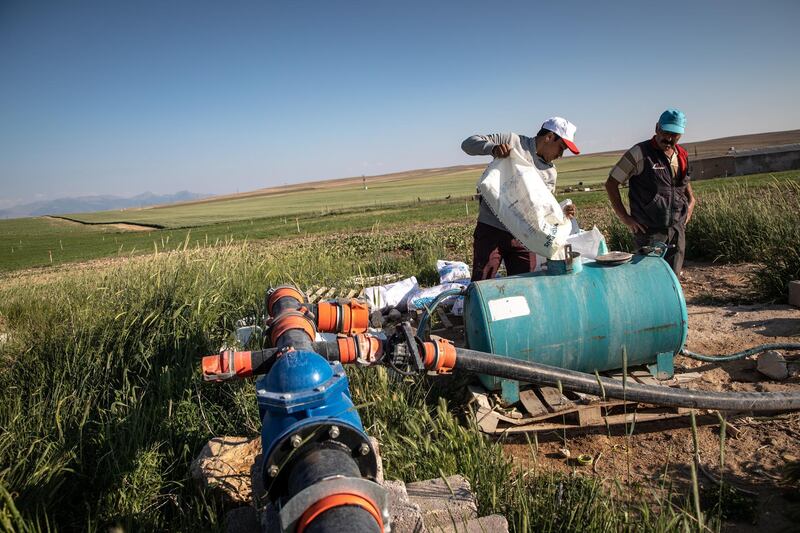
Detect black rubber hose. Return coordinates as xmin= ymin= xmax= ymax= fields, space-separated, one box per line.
xmin=454 ymin=347 xmax=800 ymax=412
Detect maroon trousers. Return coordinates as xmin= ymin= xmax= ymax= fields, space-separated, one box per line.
xmin=471 ymin=222 xmax=537 ymax=281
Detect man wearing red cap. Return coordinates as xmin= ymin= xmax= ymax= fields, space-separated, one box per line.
xmin=605 ymin=109 xmax=696 ymax=276
xmin=461 ymin=117 xmax=581 ymax=281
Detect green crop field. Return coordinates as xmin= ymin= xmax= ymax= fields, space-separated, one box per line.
xmin=61 ymin=153 xmax=622 ymax=228
xmin=58 ymin=127 xmax=800 ymax=229
xmin=1 ymin=170 xmax=799 ymax=275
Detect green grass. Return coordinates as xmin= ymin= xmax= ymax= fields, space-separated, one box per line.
xmin=3 ymin=170 xmax=799 ymax=283
xmin=0 ymin=200 xmax=477 ymax=273
xmin=0 ymin=239 xmax=728 ymax=532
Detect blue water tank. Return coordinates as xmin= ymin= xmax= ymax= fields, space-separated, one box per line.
xmin=463 ymin=254 xmax=688 ymax=403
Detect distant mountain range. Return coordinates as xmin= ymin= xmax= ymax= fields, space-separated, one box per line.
xmin=0 ymin=191 xmax=208 ymax=219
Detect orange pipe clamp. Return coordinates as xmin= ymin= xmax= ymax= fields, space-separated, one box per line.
xmin=269 ymin=311 xmax=316 ymax=345
xmin=201 ymin=350 xmax=253 ymax=382
xmin=267 ymin=286 xmax=306 ymax=313
xmin=337 ymin=334 xmax=384 ymax=365
xmin=297 ymin=492 xmax=383 ymax=533
xmin=316 ymin=300 xmax=369 ymax=335
xmin=422 ymin=337 xmax=457 ymax=374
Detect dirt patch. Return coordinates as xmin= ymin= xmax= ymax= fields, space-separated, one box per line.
xmin=682 ymin=260 xmax=763 ymax=305
xmin=43 ymin=216 xmax=156 ymax=232
xmin=107 ymin=223 xmax=154 ymax=232
xmin=500 ymin=263 xmax=800 ymax=532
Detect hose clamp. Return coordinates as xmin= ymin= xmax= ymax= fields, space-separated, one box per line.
xmin=202 ymin=349 xmax=237 ymax=382
xmin=279 ymin=477 xmax=390 ymax=533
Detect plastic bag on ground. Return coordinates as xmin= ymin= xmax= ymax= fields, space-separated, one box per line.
xmin=363 ymin=276 xmax=418 ymax=312
xmin=477 ymin=149 xmax=571 ymax=259
xmin=405 ymin=280 xmax=469 ymax=312
xmin=436 ymin=260 xmax=470 ymax=284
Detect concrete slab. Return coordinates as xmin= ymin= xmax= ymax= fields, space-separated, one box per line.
xmin=435 ymin=514 xmax=510 ymax=533
xmin=406 ymin=475 xmax=478 ymax=527
xmin=193 ymin=437 xmax=504 ymax=533
xmin=385 ymin=479 xmax=425 ymax=533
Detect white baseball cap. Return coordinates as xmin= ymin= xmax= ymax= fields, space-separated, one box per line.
xmin=541 ymin=117 xmax=580 ymax=154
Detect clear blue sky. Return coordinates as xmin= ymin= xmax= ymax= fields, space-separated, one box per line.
xmin=1 ymin=0 xmax=799 ymax=207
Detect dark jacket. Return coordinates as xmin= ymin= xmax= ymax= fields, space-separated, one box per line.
xmin=629 ymin=139 xmax=690 ymax=230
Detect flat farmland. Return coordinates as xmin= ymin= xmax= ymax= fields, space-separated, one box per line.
xmin=53 ymin=128 xmax=800 ymax=229
xmin=64 ymin=153 xmax=624 ymax=228
xmin=1 ymin=170 xmax=798 ymax=273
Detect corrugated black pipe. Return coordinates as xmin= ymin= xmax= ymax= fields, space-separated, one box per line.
xmin=455 ymin=347 xmax=800 ymax=412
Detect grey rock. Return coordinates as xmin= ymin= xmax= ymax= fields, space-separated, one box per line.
xmin=789 ymin=280 xmax=800 ymax=308
xmin=757 ymin=350 xmax=789 ymax=380
xmin=191 ymin=436 xmax=261 ymax=506
xmin=371 ymin=437 xmax=384 ymax=484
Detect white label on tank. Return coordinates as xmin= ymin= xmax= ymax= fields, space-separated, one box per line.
xmin=487 ymin=296 xmax=530 ymax=322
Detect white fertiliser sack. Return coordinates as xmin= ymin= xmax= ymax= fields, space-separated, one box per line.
xmin=477 ymin=149 xmax=571 ymax=259
xmin=436 ymin=260 xmax=470 ymax=284
xmin=363 ymin=276 xmax=418 ymax=311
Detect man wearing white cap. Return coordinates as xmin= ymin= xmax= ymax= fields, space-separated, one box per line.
xmin=461 ymin=117 xmax=580 ymax=281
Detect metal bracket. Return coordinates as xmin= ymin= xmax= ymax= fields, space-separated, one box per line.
xmin=647 ymin=351 xmax=675 ymax=380
xmin=383 ymin=322 xmax=426 ymax=375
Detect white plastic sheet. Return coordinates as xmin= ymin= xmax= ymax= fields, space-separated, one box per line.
xmin=565 ymin=226 xmax=608 ymax=261
xmin=477 ymin=149 xmax=571 ymax=259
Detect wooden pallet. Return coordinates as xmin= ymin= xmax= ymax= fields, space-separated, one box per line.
xmin=302 ymin=273 xmax=406 ymax=304
xmin=469 ymin=369 xmax=701 ymax=434
xmin=303 ymin=286 xmax=363 ymax=303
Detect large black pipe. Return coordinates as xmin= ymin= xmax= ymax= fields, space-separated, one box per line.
xmin=304 ymin=506 xmax=380 ymax=533
xmin=455 ymin=347 xmax=800 ymax=412
xmin=287 ymin=446 xmax=381 ymax=533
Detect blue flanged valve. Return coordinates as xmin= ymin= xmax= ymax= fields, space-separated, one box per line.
xmin=256 ymin=350 xmax=380 ymax=498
